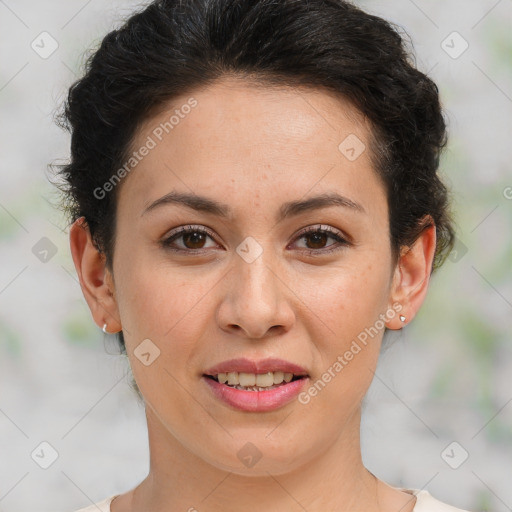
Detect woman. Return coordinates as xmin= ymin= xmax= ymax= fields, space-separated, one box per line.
xmin=54 ymin=0 xmax=471 ymax=510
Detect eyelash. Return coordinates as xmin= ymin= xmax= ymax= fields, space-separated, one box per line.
xmin=160 ymin=224 xmax=350 ymax=256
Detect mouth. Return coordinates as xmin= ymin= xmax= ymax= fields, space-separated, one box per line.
xmin=203 ymin=371 xmax=308 ymax=391
xmin=202 ymin=357 xmax=310 ymax=410
xmin=202 ymin=371 xmax=310 ymax=412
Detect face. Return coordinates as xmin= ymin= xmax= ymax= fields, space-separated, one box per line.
xmin=101 ymin=77 xmax=402 ymax=474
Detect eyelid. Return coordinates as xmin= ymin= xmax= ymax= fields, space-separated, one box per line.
xmin=160 ymin=223 xmax=351 ymax=254
xmin=293 ymin=224 xmax=348 ymax=241
xmin=289 ymin=224 xmax=351 ymax=253
xmin=161 ymin=224 xmax=218 ymax=249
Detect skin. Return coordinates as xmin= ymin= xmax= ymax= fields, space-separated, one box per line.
xmin=70 ymin=76 xmax=436 ymax=512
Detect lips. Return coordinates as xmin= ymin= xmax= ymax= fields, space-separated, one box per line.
xmin=203 ymin=357 xmax=309 ymax=377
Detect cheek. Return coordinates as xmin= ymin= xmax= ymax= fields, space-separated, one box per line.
xmin=296 ymin=259 xmax=389 ymax=392
xmin=297 ymin=273 xmax=384 ymax=422
xmin=298 ymin=259 xmax=390 ymax=334
xmin=116 ymin=266 xmax=216 ymax=401
xmin=114 ymin=256 xmax=218 ymax=351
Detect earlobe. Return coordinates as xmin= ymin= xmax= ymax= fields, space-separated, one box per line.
xmin=386 ymin=219 xmax=437 ymax=330
xmin=69 ymin=216 xmax=122 ymax=333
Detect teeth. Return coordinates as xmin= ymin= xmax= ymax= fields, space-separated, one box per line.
xmin=216 ymin=371 xmax=296 ymax=387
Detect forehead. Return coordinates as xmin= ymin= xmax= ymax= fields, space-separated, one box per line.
xmin=119 ymin=76 xmax=385 ymax=221
xmin=134 ymin=75 xmax=368 ymax=149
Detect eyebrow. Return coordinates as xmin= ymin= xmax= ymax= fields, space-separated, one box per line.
xmin=141 ymin=190 xmax=366 ymax=222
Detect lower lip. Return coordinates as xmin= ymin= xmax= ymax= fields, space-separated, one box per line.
xmin=202 ymin=375 xmax=309 ymax=412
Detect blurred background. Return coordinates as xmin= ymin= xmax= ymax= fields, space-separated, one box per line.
xmin=0 ymin=0 xmax=511 ymax=510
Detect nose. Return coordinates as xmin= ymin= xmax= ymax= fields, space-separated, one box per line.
xmin=216 ymin=249 xmax=295 ymax=340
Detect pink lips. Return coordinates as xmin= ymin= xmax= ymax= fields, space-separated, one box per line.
xmin=202 ymin=357 xmax=310 ymax=412
xmin=202 ymin=374 xmax=309 ymax=412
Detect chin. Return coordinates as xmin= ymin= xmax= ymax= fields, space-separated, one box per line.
xmin=203 ymin=436 xmax=313 ymax=476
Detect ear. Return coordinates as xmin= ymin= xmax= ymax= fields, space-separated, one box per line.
xmin=69 ymin=217 xmax=122 ymax=333
xmin=386 ymin=217 xmax=437 ymax=329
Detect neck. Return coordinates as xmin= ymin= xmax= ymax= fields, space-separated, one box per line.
xmin=130 ymin=404 xmax=382 ymax=512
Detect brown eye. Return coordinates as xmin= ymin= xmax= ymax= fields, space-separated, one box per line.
xmin=292 ymin=225 xmax=350 ymax=255
xmin=161 ymin=225 xmax=218 ymax=252
xmin=180 ymin=231 xmax=208 ymax=249
xmin=303 ymin=231 xmax=330 ymax=249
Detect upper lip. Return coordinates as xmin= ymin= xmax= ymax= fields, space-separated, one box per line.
xmin=204 ymin=357 xmax=309 ymax=376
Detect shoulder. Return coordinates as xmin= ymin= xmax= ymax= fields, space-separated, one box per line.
xmin=410 ymin=489 xmax=473 ymax=512
xmin=69 ymin=495 xmax=118 ymax=512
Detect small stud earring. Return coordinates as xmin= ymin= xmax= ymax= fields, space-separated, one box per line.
xmin=102 ymin=323 xmax=108 ymax=333
xmin=399 ymin=315 xmax=406 ymax=322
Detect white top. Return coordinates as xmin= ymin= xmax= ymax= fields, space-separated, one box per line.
xmin=71 ymin=487 xmax=472 ymax=511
